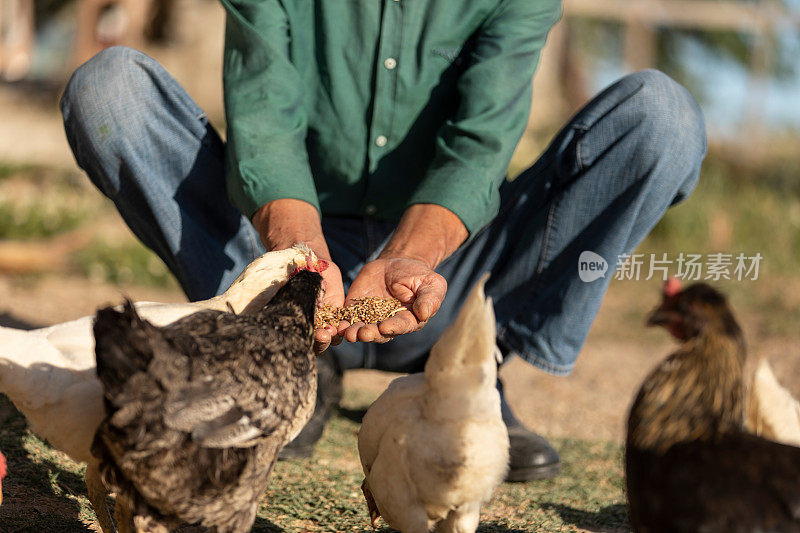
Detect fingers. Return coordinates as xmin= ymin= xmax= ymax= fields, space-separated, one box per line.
xmin=341 ymin=309 xmax=422 ymax=343
xmin=337 ymin=258 xmax=447 ymax=345
xmin=343 ymin=322 xmax=398 ymax=343
xmin=314 ymin=327 xmax=332 ymax=354
xmin=314 ymin=323 xmax=343 ymax=354
xmin=377 ymin=310 xmax=422 ymax=336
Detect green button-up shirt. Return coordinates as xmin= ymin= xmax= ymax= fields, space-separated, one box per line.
xmin=221 ymin=0 xmax=562 ymax=236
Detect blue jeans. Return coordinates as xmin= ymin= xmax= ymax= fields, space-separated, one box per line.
xmin=61 ymin=47 xmax=706 ymax=376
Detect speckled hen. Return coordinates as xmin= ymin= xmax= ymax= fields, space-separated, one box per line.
xmin=92 ymin=269 xmax=322 ymax=533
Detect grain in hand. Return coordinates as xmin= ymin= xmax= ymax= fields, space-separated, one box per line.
xmin=315 ymin=297 xmax=406 ymax=328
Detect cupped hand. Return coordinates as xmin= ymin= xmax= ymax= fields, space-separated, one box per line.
xmin=340 ymin=256 xmax=447 ymax=343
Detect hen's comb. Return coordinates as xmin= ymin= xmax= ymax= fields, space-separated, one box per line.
xmin=663 ymin=277 xmax=682 ymax=298
xmin=309 ymin=256 xmax=329 ymax=273
xmin=290 ymin=255 xmax=329 ymax=277
xmin=0 ymin=451 xmax=6 ymax=479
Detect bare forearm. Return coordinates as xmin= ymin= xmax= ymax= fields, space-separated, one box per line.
xmin=251 ymin=198 xmax=331 ymax=258
xmin=380 ymin=204 xmax=468 ymax=268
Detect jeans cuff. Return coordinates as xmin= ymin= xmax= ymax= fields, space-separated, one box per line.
xmin=497 ymin=329 xmax=575 ymax=377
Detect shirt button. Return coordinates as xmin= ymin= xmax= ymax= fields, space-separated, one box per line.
xmin=375 ymin=135 xmax=387 ymax=147
xmin=365 ymin=205 xmax=377 ymax=215
xmin=384 ymin=57 xmax=397 ymax=70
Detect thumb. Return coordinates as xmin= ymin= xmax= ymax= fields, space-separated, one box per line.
xmin=410 ymin=278 xmax=446 ymax=322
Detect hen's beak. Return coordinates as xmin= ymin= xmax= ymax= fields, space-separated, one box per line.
xmin=495 ymin=347 xmax=503 ymax=364
xmin=646 ymin=309 xmax=665 ymax=326
xmin=646 ymin=308 xmax=675 ymax=327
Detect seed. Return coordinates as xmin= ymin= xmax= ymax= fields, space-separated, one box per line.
xmin=314 ymin=297 xmax=406 ymax=329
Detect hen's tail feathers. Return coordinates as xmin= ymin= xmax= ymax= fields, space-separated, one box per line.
xmin=93 ymin=299 xmax=157 ymax=401
xmin=425 ymin=272 xmax=496 ymax=381
xmin=747 ymin=358 xmax=800 ymax=447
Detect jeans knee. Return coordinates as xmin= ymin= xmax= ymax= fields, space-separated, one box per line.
xmin=62 ymin=47 xmax=148 ymax=116
xmin=60 ymin=47 xmax=161 ymax=196
xmin=622 ymin=70 xmax=706 ymax=199
xmin=61 ymin=47 xmax=166 ymax=190
xmin=627 ymin=70 xmax=707 ymax=161
xmin=61 ymin=47 xmax=163 ymax=150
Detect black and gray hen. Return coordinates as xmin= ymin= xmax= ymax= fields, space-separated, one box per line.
xmin=92 ymin=270 xmax=322 ymax=533
xmin=626 ymin=279 xmax=800 ymax=533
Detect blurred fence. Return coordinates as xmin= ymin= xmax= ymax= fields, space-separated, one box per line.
xmin=530 ymin=0 xmax=800 ymax=157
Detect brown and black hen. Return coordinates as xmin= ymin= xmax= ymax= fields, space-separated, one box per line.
xmin=92 ymin=269 xmax=322 ymax=533
xmin=626 ymin=278 xmax=800 ymax=533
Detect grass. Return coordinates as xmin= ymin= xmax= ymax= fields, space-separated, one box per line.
xmin=0 ymin=390 xmax=628 ymax=533
xmin=0 ymin=168 xmax=91 ymax=240
xmin=0 ymin=204 xmax=87 ymax=240
xmin=71 ymin=240 xmax=177 ymax=289
xmin=643 ymin=157 xmax=800 ymax=275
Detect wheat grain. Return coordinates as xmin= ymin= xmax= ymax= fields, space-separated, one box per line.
xmin=315 ymin=297 xmax=406 ymax=328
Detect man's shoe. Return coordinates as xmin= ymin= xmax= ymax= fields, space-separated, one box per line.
xmin=500 ymin=380 xmax=561 ymax=482
xmin=505 ymin=425 xmax=561 ymax=482
xmin=279 ymin=351 xmax=343 ymax=460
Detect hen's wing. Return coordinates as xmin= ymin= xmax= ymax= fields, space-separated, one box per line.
xmin=93 ymin=301 xmax=167 ymax=404
xmin=155 ymin=306 xmax=314 ymax=448
xmin=358 ymin=374 xmax=425 ymax=474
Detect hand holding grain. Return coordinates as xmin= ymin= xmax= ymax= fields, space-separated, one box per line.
xmin=341 ymin=256 xmax=447 ymax=343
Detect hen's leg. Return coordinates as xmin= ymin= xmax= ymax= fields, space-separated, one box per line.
xmin=85 ymin=461 xmax=116 ymax=533
xmin=361 ymin=478 xmax=382 ymax=528
xmin=114 ymin=496 xmax=134 ymax=533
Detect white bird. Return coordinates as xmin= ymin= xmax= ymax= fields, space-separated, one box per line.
xmin=358 ymin=273 xmax=508 ymax=533
xmin=0 ymin=244 xmax=320 ymax=533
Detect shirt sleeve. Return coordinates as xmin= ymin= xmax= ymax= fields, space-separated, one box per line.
xmin=221 ymin=0 xmax=319 ymax=219
xmin=407 ymin=0 xmax=563 ymax=236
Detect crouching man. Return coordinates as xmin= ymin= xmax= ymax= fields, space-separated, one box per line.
xmin=61 ymin=0 xmax=705 ymax=481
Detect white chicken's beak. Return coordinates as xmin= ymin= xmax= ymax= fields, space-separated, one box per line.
xmin=494 ymin=346 xmax=503 ymax=365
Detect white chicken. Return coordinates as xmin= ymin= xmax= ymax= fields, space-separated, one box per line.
xmin=358 ymin=273 xmax=508 ymax=533
xmin=0 ymin=244 xmax=320 ymax=533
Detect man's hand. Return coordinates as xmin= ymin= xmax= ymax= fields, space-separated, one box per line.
xmin=342 ymin=203 xmax=467 ymax=343
xmin=252 ymin=198 xmax=345 ymax=353
xmin=341 ymin=256 xmax=447 ymax=342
